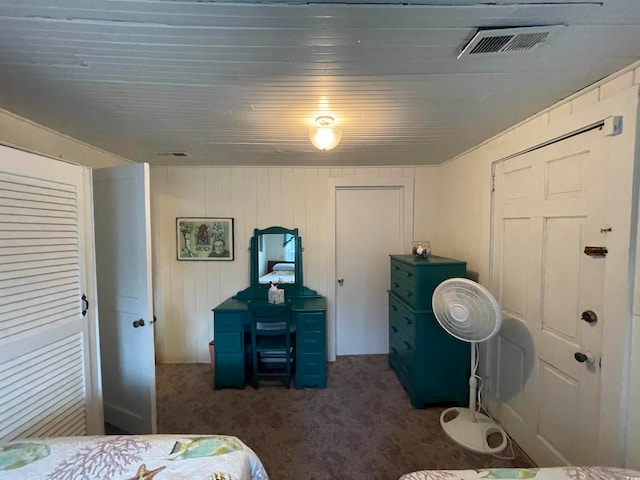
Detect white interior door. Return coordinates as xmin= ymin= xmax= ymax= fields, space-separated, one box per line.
xmin=93 ymin=163 xmax=156 ymax=434
xmin=0 ymin=145 xmax=101 ymax=440
xmin=490 ymin=131 xmax=608 ymax=465
xmin=335 ymin=185 xmax=410 ymax=356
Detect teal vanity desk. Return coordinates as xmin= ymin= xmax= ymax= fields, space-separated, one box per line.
xmin=212 ymin=226 xmax=327 ymax=390
xmin=212 ymin=296 xmax=327 ymax=389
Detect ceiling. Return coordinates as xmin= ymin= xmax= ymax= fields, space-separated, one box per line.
xmin=1 ymin=1 xmax=640 ymax=167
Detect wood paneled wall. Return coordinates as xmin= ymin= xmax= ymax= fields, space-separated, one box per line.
xmin=150 ymin=166 xmax=438 ymax=363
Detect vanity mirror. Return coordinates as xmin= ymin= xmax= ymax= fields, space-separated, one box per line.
xmin=257 ymin=231 xmax=296 ymax=285
xmin=235 ymin=226 xmax=318 ymax=298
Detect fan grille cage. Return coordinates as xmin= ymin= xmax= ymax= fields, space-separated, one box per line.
xmin=432 ymin=278 xmax=502 ymax=342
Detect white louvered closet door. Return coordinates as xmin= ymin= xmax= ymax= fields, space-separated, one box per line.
xmin=0 ymin=145 xmax=97 ymax=442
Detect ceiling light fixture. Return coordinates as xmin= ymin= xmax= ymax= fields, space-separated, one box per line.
xmin=309 ymin=116 xmax=342 ymax=151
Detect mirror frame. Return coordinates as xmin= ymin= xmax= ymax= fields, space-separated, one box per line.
xmin=235 ymin=226 xmax=317 ymax=299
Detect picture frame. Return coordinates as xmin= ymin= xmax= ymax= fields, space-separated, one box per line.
xmin=176 ymin=217 xmax=234 ymax=261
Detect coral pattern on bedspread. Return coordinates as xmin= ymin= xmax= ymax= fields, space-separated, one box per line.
xmin=399 ymin=467 xmax=640 ymax=480
xmin=0 ymin=435 xmax=268 ymax=480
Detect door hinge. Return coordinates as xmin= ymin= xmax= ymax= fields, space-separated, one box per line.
xmin=491 ymin=174 xmax=495 ymax=193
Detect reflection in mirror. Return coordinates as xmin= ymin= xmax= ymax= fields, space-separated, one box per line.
xmin=257 ymin=233 xmax=296 ymax=284
xmin=235 ymin=226 xmax=318 ymax=298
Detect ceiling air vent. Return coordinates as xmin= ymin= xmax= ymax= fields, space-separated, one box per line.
xmin=457 ymin=25 xmax=564 ymax=59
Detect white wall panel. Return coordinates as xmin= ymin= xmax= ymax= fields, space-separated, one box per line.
xmin=151 ymin=165 xmax=436 ymax=364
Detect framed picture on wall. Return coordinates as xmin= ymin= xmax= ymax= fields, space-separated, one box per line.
xmin=176 ymin=217 xmax=234 ymax=261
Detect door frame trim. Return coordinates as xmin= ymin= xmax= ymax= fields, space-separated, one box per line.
xmin=327 ymin=177 xmax=414 ymax=361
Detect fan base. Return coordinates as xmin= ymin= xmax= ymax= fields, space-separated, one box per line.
xmin=440 ymin=407 xmax=508 ymax=454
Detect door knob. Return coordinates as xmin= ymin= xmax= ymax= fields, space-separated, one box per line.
xmin=574 ymin=350 xmax=595 ymax=364
xmin=337 ymin=277 xmax=344 ymax=286
xmin=133 ymin=319 xmax=145 ymax=328
xmin=581 ymin=310 xmax=598 ymax=324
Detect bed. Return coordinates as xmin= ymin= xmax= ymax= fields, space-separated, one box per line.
xmin=258 ymin=261 xmax=295 ymax=285
xmin=399 ymin=466 xmax=640 ymax=480
xmin=0 ymin=434 xmax=268 ymax=479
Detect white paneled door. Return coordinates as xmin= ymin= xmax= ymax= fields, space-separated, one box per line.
xmin=93 ymin=164 xmax=156 ymax=434
xmin=0 ymin=145 xmax=100 ymax=441
xmin=334 ymin=179 xmax=413 ymax=356
xmin=490 ymin=131 xmax=608 ymax=465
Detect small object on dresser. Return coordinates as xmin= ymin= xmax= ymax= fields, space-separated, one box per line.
xmin=268 ymin=283 xmax=285 ymax=304
xmin=412 ymin=241 xmax=431 ymax=258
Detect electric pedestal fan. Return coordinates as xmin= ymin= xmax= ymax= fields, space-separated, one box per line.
xmin=432 ymin=278 xmax=508 ymax=455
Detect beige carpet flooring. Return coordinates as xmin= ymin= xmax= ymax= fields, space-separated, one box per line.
xmin=156 ymin=354 xmax=535 ymax=480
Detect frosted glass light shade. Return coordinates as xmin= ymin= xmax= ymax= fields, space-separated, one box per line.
xmin=309 ymin=116 xmax=342 ymax=151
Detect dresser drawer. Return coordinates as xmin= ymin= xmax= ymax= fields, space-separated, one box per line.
xmin=214 ymin=312 xmax=244 ymax=331
xmin=296 ymin=330 xmax=324 ymax=354
xmin=389 ymin=336 xmax=413 ymax=384
xmin=390 ymin=276 xmax=418 ymax=310
xmin=391 ymin=259 xmax=416 ymax=282
xmin=389 ymin=295 xmax=416 ymax=338
xmin=295 ymin=311 xmax=325 ymax=331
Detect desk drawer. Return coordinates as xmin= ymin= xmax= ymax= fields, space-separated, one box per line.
xmin=296 ymin=352 xmax=325 ymax=375
xmin=215 ymin=331 xmax=243 ymax=353
xmin=215 ymin=352 xmax=245 ymax=375
xmin=295 ymin=312 xmax=325 ymax=331
xmin=297 ymin=330 xmax=324 ymax=354
xmin=214 ymin=312 xmax=244 ymax=331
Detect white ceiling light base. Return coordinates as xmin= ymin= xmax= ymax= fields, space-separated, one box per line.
xmin=310 ymin=116 xmax=342 ymax=151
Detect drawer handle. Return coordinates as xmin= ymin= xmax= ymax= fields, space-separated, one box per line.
xmin=391 ymin=347 xmax=398 ymax=354
xmin=391 ymin=325 xmax=398 ymax=333
xmin=404 ymin=317 xmax=413 ymax=325
xmin=404 ymin=341 xmax=412 ymax=350
xmin=391 ymin=304 xmax=398 ymax=312
xmin=405 ymin=290 xmax=413 ymax=298
xmin=393 ymin=282 xmax=400 ymax=288
xmin=404 ymin=272 xmax=413 ymax=278
xmin=394 ymin=265 xmax=400 ymax=271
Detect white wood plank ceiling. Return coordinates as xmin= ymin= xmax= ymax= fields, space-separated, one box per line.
xmin=1 ymin=0 xmax=640 ymax=166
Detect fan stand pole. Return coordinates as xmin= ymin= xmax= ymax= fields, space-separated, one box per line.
xmin=469 ymin=343 xmax=478 ymax=423
xmin=439 ymin=342 xmax=508 ymax=455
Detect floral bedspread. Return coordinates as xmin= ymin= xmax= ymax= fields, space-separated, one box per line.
xmin=400 ymin=467 xmax=640 ymax=480
xmin=0 ymin=434 xmax=269 ymax=480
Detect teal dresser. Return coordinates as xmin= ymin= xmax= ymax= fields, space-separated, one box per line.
xmin=213 ymin=296 xmax=327 ymax=389
xmin=388 ymin=254 xmax=470 ymax=408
